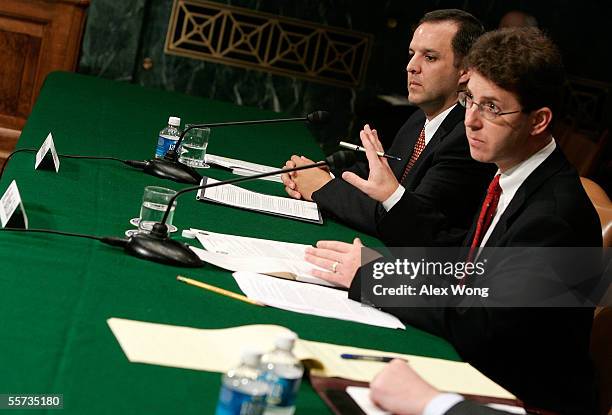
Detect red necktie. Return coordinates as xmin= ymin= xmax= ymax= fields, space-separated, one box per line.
xmin=467 ymin=174 xmax=502 ymax=262
xmin=400 ymin=127 xmax=426 ymax=183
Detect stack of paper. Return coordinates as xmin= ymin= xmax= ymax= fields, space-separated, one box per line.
xmin=196 ymin=177 xmax=322 ymax=223
xmin=107 ymin=319 xmax=516 ymax=400
xmin=232 ymin=271 xmax=404 ymax=329
xmin=206 ymin=154 xmax=282 ymax=183
xmin=189 ymin=228 xmax=332 ymax=286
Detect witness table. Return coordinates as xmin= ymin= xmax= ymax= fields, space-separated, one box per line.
xmin=0 ymin=72 xmax=459 ymax=414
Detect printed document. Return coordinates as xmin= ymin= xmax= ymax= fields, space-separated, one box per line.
xmin=196 ymin=177 xmax=322 ymax=223
xmin=206 ymin=154 xmax=282 ymax=182
xmin=188 ymin=228 xmax=333 ymax=286
xmin=232 ymin=271 xmax=405 ymax=329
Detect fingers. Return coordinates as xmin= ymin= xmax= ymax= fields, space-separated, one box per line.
xmin=359 ymin=128 xmax=383 ymax=168
xmin=284 ymin=186 xmax=302 ymax=199
xmin=362 ymin=126 xmax=390 ymax=170
xmin=304 ymin=252 xmax=337 ymax=272
xmin=309 ymin=267 xmax=348 ymax=287
xmin=342 ymin=171 xmax=371 ymax=194
xmin=315 ymin=240 xmax=355 ymax=252
xmin=305 ymin=246 xmax=341 ymax=262
xmin=364 ymin=124 xmax=385 ymax=153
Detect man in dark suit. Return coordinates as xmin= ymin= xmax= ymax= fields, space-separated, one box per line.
xmin=305 ymin=28 xmax=602 ymax=414
xmin=281 ymin=10 xmax=494 ymax=245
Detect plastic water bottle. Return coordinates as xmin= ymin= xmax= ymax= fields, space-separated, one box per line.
xmin=154 ymin=116 xmax=182 ymax=158
xmin=260 ymin=333 xmax=304 ymax=415
xmin=215 ymin=349 xmax=269 ymax=415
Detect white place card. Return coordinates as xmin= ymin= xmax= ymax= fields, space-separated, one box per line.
xmin=0 ymin=180 xmax=28 ymax=229
xmin=35 ymin=132 xmax=60 ymax=172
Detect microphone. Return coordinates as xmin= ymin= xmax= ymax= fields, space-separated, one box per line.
xmin=2 ymin=159 xmax=334 ymax=267
xmin=135 ymin=111 xmax=331 ymax=185
xmin=124 ymin=160 xmax=329 ymax=267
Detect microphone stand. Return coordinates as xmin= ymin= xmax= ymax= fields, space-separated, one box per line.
xmin=140 ymin=111 xmax=330 ymax=184
xmin=124 ymin=160 xmax=329 ymax=267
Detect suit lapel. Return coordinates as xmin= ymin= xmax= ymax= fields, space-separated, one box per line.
xmin=484 ymin=149 xmax=567 ymax=246
xmin=402 ymin=105 xmax=465 ymax=188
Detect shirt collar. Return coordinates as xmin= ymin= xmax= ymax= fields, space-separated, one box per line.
xmin=497 ymin=137 xmax=557 ymax=198
xmin=423 ymin=104 xmax=457 ymax=145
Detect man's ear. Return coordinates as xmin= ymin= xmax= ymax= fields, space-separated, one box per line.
xmin=458 ymin=68 xmax=469 ymax=85
xmin=530 ymin=107 xmax=553 ymax=135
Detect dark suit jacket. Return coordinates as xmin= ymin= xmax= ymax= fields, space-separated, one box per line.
xmin=313 ymin=106 xmax=495 ymax=245
xmin=351 ymin=148 xmax=602 ymax=414
xmin=447 ymin=400 xmax=514 ymax=415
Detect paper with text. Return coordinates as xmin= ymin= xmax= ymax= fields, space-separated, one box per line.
xmin=189 ymin=228 xmax=332 ymax=286
xmin=206 ymin=154 xmax=282 ymax=182
xmin=197 ymin=177 xmax=321 ymax=223
xmin=232 ymin=271 xmax=405 ymax=329
xmin=107 ymin=318 xmax=515 ymax=400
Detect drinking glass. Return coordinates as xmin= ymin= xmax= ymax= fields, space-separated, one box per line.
xmin=178 ymin=125 xmax=210 ymax=168
xmin=138 ymin=186 xmax=177 ymax=232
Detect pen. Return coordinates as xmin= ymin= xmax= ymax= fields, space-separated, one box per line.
xmin=339 ymin=141 xmax=402 ymax=161
xmin=177 ymin=275 xmax=265 ymax=307
xmin=340 ymin=353 xmax=406 ymax=363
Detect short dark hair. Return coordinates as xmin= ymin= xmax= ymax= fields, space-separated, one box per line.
xmin=465 ymin=27 xmax=565 ymax=116
xmin=419 ymin=9 xmax=485 ymax=66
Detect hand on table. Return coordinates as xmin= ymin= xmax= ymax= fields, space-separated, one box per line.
xmin=281 ymin=155 xmax=332 ymax=201
xmin=370 ymin=359 xmax=441 ymax=415
xmin=304 ymin=238 xmax=363 ymax=288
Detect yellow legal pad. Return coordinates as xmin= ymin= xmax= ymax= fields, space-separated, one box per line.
xmin=107 ymin=318 xmax=515 ymax=400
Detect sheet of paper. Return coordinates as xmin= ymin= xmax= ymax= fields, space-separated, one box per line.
xmin=107 ymin=318 xmax=515 ymax=400
xmin=192 ymin=228 xmax=309 ymax=260
xmin=232 ymin=271 xmax=405 ymax=329
xmin=232 ymin=168 xmax=282 ymax=183
xmin=346 ymin=387 xmax=390 ymax=415
xmin=206 ymin=154 xmax=282 ymax=182
xmin=189 ymin=229 xmax=332 ymax=285
xmin=190 ymin=247 xmax=333 ymax=287
xmin=206 ymin=153 xmax=278 ymax=173
xmin=197 ymin=177 xmax=321 ymax=222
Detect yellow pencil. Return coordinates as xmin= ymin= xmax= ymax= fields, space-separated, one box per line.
xmin=177 ymin=275 xmax=265 ymax=307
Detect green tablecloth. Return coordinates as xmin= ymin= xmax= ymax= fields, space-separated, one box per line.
xmin=0 ymin=72 xmax=459 ymax=414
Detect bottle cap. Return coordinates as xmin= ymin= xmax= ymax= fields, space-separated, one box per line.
xmin=168 ymin=116 xmax=181 ymax=127
xmin=241 ymin=348 xmax=263 ymax=367
xmin=275 ymin=331 xmax=298 ymax=351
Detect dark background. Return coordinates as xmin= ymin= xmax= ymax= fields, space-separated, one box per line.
xmin=78 ymin=0 xmax=612 ymax=191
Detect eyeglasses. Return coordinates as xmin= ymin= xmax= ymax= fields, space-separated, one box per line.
xmin=458 ymin=91 xmax=522 ymax=120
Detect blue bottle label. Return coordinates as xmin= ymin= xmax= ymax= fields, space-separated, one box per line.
xmin=262 ymin=374 xmax=301 ymax=407
xmin=155 ymin=135 xmax=178 ymax=157
xmin=215 ymin=385 xmax=266 ymax=415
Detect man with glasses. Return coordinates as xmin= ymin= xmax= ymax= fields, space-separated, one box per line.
xmin=306 ymin=28 xmax=601 ymax=414
xmin=281 ymin=10 xmax=495 ymax=246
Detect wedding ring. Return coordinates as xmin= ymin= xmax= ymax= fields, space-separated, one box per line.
xmin=331 ymin=261 xmax=339 ymax=273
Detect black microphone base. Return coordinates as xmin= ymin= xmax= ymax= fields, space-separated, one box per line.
xmin=125 ymin=232 xmax=203 ymax=267
xmin=143 ymin=158 xmax=202 ymax=184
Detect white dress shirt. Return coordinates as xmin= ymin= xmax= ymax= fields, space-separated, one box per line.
xmin=383 ymin=104 xmax=458 ymax=211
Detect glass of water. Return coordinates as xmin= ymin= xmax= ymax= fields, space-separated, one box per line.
xmin=179 ymin=125 xmax=210 ymax=168
xmin=138 ymin=186 xmax=177 ymax=232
